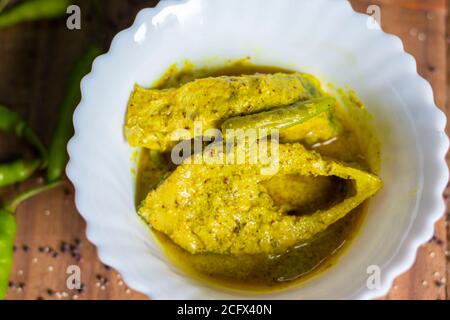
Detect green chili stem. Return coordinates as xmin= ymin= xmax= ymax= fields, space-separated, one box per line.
xmin=0 ymin=105 xmax=47 ymax=160
xmin=22 ymin=127 xmax=48 ymax=165
xmin=46 ymin=46 xmax=102 ymax=182
xmin=4 ymin=180 xmax=64 ymax=212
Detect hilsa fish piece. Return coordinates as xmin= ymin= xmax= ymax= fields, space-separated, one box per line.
xmin=125 ymin=73 xmax=323 ymax=151
xmin=139 ymin=142 xmax=383 ymax=255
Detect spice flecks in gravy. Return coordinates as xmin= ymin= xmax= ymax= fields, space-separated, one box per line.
xmin=134 ymin=61 xmax=380 ymax=291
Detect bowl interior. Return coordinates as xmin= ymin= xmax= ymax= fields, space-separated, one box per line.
xmin=68 ymin=0 xmax=446 ymax=299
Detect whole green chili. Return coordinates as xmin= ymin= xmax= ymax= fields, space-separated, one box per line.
xmin=0 ymin=180 xmax=63 ymax=300
xmin=0 ymin=105 xmax=47 ymax=159
xmin=0 ymin=0 xmax=72 ymax=29
xmin=221 ymin=97 xmax=336 ymax=132
xmin=0 ymin=208 xmax=15 ymax=300
xmin=0 ymin=158 xmax=42 ymax=188
xmin=46 ymin=46 xmax=102 ymax=182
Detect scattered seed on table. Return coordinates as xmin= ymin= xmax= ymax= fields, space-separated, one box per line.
xmin=96 ymin=274 xmax=108 ymax=286
xmin=429 ymin=251 xmax=436 ymax=258
xmin=48 ymin=266 xmax=54 ymax=272
xmin=22 ymin=245 xmax=29 ymax=252
xmin=47 ymin=289 xmax=55 ymax=296
xmin=421 ymin=280 xmax=428 ymax=287
xmin=60 ymin=241 xmax=69 ymax=253
xmin=409 ymin=28 xmax=418 ymax=36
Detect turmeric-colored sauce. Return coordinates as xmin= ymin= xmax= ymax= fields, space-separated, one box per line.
xmin=133 ymin=61 xmax=381 ymax=292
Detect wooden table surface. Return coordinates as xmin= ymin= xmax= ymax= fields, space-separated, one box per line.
xmin=0 ymin=0 xmax=448 ymax=300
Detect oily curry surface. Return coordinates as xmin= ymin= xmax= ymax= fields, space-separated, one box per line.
xmin=130 ymin=62 xmax=382 ymax=291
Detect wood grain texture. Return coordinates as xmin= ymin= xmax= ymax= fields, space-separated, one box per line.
xmin=0 ymin=0 xmax=448 ymax=300
xmin=0 ymin=0 xmax=157 ymax=301
xmin=349 ymin=0 xmax=448 ymax=300
xmin=447 ymin=0 xmax=450 ymax=301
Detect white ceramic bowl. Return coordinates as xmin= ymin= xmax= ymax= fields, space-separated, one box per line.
xmin=67 ymin=0 xmax=449 ymax=299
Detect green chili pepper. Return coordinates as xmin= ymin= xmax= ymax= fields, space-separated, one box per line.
xmin=0 ymin=208 xmax=15 ymax=300
xmin=4 ymin=180 xmax=64 ymax=213
xmin=221 ymin=97 xmax=336 ymax=132
xmin=0 ymin=158 xmax=42 ymax=188
xmin=0 ymin=0 xmax=72 ymax=29
xmin=0 ymin=180 xmax=63 ymax=300
xmin=0 ymin=105 xmax=47 ymax=159
xmin=0 ymin=105 xmax=47 ymax=187
xmin=46 ymin=46 xmax=102 ymax=182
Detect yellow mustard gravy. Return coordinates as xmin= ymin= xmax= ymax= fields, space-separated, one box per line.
xmin=134 ymin=62 xmax=380 ymax=292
